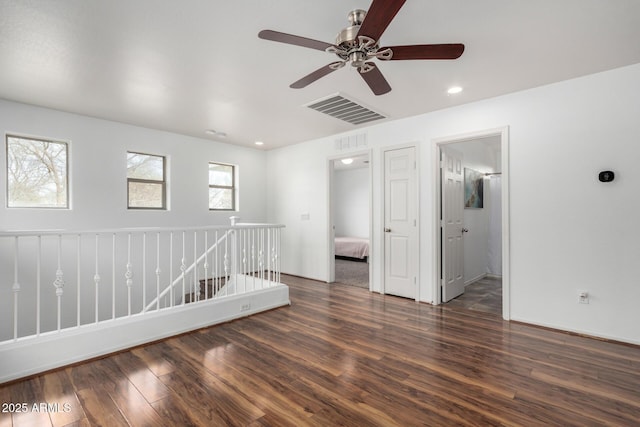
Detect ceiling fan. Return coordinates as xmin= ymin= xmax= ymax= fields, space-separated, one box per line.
xmin=258 ymin=0 xmax=465 ymax=96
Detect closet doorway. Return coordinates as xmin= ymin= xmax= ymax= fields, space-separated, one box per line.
xmin=328 ymin=151 xmax=372 ymax=290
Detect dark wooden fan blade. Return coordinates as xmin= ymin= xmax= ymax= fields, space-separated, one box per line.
xmin=290 ymin=62 xmax=343 ymax=89
xmin=258 ymin=30 xmax=335 ymax=52
xmin=385 ymin=44 xmax=465 ymax=60
xmin=359 ymin=63 xmax=391 ymax=95
xmin=357 ymin=0 xmax=406 ymax=41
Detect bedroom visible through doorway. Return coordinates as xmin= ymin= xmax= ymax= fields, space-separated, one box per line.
xmin=329 ymin=152 xmax=372 ymax=289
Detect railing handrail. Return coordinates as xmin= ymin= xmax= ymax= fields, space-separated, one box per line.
xmin=142 ymin=229 xmax=231 ymax=312
xmin=0 ymin=222 xmax=285 ymax=238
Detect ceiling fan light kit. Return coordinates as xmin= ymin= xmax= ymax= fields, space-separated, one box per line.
xmin=258 ymin=0 xmax=465 ymax=96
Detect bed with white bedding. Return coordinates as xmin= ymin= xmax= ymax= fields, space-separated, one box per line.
xmin=335 ymin=236 xmax=369 ymax=260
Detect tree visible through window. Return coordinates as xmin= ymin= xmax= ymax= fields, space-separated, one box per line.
xmin=209 ymin=162 xmax=235 ymax=210
xmin=127 ymin=152 xmax=166 ymax=209
xmin=6 ymin=135 xmax=69 ymax=208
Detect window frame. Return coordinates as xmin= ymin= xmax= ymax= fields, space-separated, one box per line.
xmin=5 ymin=133 xmax=70 ymax=209
xmin=126 ymin=151 xmax=167 ymax=210
xmin=208 ymin=162 xmax=236 ymax=211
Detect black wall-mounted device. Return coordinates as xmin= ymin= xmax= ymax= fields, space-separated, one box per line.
xmin=598 ymin=171 xmax=615 ymax=182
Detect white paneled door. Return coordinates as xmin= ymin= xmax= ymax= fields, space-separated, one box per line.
xmin=383 ymin=147 xmax=417 ymax=299
xmin=441 ymin=147 xmax=465 ymax=302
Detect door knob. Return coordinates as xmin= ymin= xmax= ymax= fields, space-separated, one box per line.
xmin=462 ymin=228 xmax=469 ymax=233
xmin=384 ymin=228 xmax=392 ymax=233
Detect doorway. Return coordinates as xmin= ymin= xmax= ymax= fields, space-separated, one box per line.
xmin=328 ymin=152 xmax=372 ymax=290
xmin=433 ymin=127 xmax=510 ymax=319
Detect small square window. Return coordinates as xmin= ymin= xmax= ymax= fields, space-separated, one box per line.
xmin=6 ymin=135 xmax=69 ymax=208
xmin=127 ymin=152 xmax=166 ymax=209
xmin=209 ymin=162 xmax=235 ymax=210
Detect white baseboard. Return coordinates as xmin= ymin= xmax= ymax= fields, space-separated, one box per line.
xmin=464 ymin=273 xmax=487 ymax=287
xmin=510 ymin=316 xmax=640 ymax=346
xmin=0 ymin=284 xmax=290 ymax=384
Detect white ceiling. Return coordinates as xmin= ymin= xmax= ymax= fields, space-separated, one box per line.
xmin=1 ymin=1 xmax=639 ymax=150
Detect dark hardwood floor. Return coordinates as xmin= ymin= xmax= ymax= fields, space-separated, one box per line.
xmin=446 ymin=275 xmax=502 ymax=316
xmin=2 ymin=274 xmax=639 ymax=426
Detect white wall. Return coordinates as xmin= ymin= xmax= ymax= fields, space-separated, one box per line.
xmin=0 ymin=100 xmax=268 ymax=339
xmin=333 ymin=167 xmax=369 ymax=238
xmin=267 ymin=63 xmax=640 ymax=344
xmin=0 ymin=99 xmax=267 ymax=231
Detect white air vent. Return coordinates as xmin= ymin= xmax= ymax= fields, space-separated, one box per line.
xmin=305 ymin=93 xmax=386 ymax=125
xmin=335 ymin=133 xmax=367 ymax=151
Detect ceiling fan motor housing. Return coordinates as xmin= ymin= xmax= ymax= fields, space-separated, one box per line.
xmin=334 ymin=9 xmax=382 ymax=70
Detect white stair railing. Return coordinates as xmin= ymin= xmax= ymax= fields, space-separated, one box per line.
xmin=0 ymin=222 xmax=284 ymax=344
xmin=142 ymin=229 xmax=230 ymax=312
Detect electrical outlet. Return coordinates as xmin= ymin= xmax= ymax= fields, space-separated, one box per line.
xmin=578 ymin=291 xmax=589 ymax=304
xmin=241 ymin=304 xmax=251 ymax=312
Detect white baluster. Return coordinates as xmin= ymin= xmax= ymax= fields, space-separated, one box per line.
xmin=112 ymin=233 xmax=116 ymax=319
xmin=203 ymin=231 xmax=209 ymax=300
xmin=142 ymin=232 xmax=147 ymax=313
xmin=242 ymin=229 xmax=247 ymax=293
xmin=232 ymin=229 xmax=237 ymax=294
xmin=94 ymin=234 xmax=100 ymax=324
xmin=125 ymin=233 xmax=133 ymax=316
xmin=181 ymin=231 xmax=186 ymax=305
xmin=223 ymin=231 xmax=229 ymax=287
xmin=169 ymin=232 xmax=174 ymax=307
xmin=54 ymin=235 xmax=65 ymax=332
xmin=37 ymin=236 xmax=41 ymax=336
xmin=259 ymin=228 xmax=264 ymax=289
xmin=268 ymin=227 xmax=272 ymax=285
xmin=251 ymin=228 xmax=256 ymax=283
xmin=276 ymin=228 xmax=282 ymax=283
xmin=193 ymin=231 xmax=198 ymax=302
xmin=156 ymin=232 xmax=161 ymax=311
xmin=214 ymin=230 xmax=219 ymax=297
xmin=12 ymin=237 xmax=20 ymax=341
xmin=77 ymin=234 xmax=81 ymax=326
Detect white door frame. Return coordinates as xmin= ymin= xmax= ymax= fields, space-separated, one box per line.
xmin=432 ymin=127 xmax=511 ymax=319
xmin=327 ymin=149 xmax=373 ymax=290
xmin=381 ymin=143 xmax=420 ymax=301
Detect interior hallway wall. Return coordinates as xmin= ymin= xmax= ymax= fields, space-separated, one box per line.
xmin=267 ymin=63 xmax=640 ymax=344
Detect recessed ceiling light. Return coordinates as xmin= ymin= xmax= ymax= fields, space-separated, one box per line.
xmin=255 ymin=141 xmax=264 ymax=146
xmin=341 ymin=158 xmax=354 ymax=165
xmin=447 ymin=86 xmax=463 ymax=95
